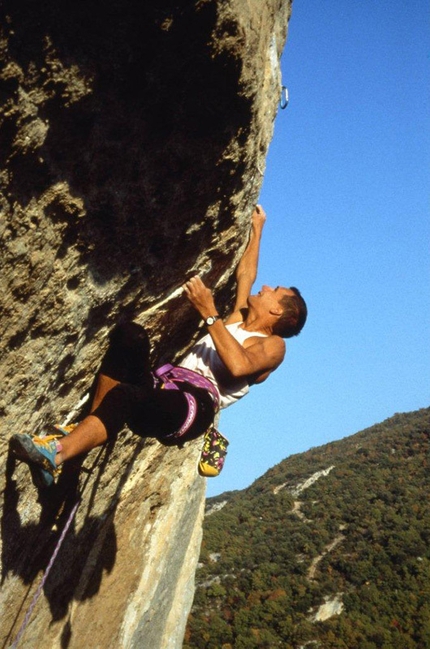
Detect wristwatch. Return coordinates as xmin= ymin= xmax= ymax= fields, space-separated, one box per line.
xmin=205 ymin=315 xmax=220 ymax=326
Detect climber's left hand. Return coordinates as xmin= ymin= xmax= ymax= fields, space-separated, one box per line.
xmin=183 ymin=276 xmax=218 ymax=320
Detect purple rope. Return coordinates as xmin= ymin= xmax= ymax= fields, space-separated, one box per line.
xmin=11 ymin=499 xmax=80 ymax=648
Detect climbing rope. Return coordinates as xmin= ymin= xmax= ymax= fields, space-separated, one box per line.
xmin=9 ymin=440 xmax=111 ymax=647
xmin=10 ymin=498 xmax=80 ymax=648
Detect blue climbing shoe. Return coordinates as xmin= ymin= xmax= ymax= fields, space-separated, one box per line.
xmin=10 ymin=424 xmax=75 ymax=487
xmin=10 ymin=433 xmax=60 ymax=474
xmin=28 ymin=462 xmax=56 ymax=489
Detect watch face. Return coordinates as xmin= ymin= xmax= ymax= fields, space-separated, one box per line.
xmin=206 ymin=316 xmax=218 ymax=326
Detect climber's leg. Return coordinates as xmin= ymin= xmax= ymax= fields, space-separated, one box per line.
xmin=89 ymin=321 xmax=153 ymax=412
xmin=56 ymin=415 xmax=108 ymax=463
xmin=10 ymin=382 xmax=214 ymax=483
xmin=10 ymin=414 xmax=108 ymax=476
xmin=98 ymin=322 xmax=152 ymax=386
xmin=56 ymin=378 xmax=164 ymax=465
xmin=90 ymin=374 xmax=120 ymax=412
xmin=54 ymin=321 xmax=154 ymax=461
xmin=53 ymin=379 xmax=206 ymax=464
xmin=10 ymin=385 xmax=212 ymax=495
xmin=10 ymin=322 xmax=152 ymax=481
xmin=14 ymin=381 xmax=150 ymax=473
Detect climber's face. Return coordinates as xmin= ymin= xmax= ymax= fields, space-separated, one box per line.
xmin=249 ymin=285 xmax=294 ymax=316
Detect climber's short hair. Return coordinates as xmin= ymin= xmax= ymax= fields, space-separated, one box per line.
xmin=273 ymin=287 xmax=307 ymax=339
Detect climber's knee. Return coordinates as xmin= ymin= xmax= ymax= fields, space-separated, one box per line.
xmin=92 ymin=382 xmax=147 ymax=439
xmin=99 ymin=322 xmax=151 ymax=385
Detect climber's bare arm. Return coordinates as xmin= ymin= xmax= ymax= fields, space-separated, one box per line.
xmin=226 ymin=205 xmax=266 ymax=324
xmin=183 ymin=275 xmax=284 ymax=380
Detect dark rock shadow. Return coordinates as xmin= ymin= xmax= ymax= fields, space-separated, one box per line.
xmin=1 ymin=433 xmax=147 ymax=647
xmin=1 ymin=0 xmax=252 ymax=288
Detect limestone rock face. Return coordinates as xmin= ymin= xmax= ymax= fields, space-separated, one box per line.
xmin=0 ymin=1 xmax=292 ymax=647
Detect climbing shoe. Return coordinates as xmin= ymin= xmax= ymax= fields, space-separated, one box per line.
xmin=198 ymin=428 xmax=229 ymax=478
xmin=10 ymin=424 xmax=75 ymax=488
xmin=28 ymin=462 xmax=56 ymax=489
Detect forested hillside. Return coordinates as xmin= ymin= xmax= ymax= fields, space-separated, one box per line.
xmin=184 ymin=408 xmax=430 ymax=649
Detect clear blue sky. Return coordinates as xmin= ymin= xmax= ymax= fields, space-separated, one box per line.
xmin=207 ymin=0 xmax=430 ymax=497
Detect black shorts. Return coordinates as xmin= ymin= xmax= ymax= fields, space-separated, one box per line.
xmin=92 ymin=323 xmax=215 ymax=443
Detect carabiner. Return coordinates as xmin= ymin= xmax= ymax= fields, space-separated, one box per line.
xmin=280 ymin=85 xmax=289 ymax=110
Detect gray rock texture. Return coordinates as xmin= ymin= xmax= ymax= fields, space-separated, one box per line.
xmin=0 ymin=1 xmax=292 ymax=647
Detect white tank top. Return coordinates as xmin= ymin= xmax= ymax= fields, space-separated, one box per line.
xmin=179 ymin=322 xmax=267 ymax=409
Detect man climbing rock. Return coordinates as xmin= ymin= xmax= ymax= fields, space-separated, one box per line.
xmin=10 ymin=206 xmax=307 ymax=485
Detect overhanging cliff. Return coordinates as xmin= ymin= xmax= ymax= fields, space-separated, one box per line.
xmin=0 ymin=1 xmax=292 ymax=647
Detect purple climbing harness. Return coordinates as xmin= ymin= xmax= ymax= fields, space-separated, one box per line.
xmin=153 ymin=364 xmax=220 ymax=440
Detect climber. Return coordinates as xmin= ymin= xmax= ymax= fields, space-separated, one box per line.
xmin=10 ymin=205 xmax=307 ymax=485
